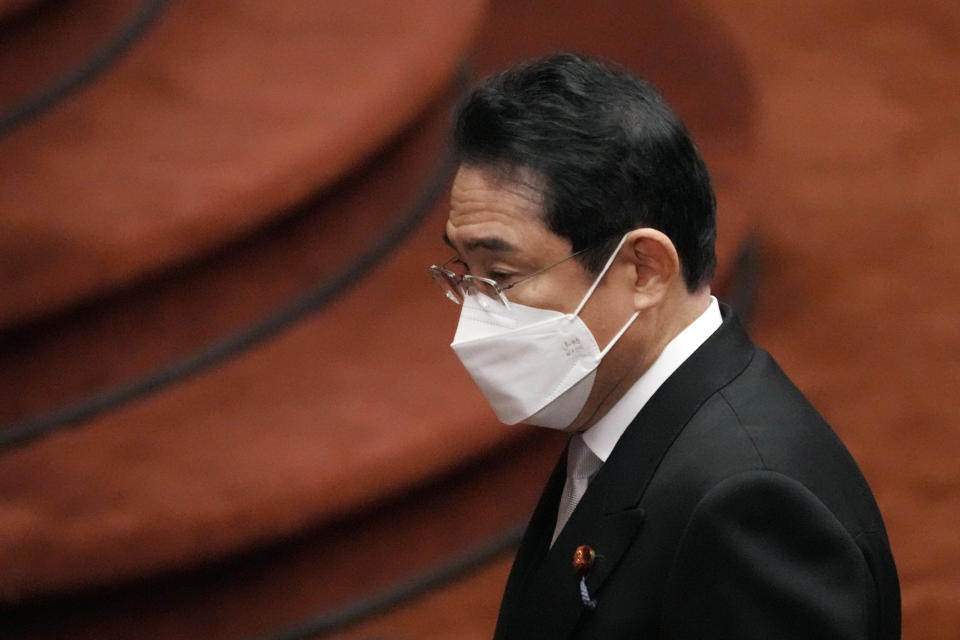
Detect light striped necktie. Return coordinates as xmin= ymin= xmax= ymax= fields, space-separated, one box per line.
xmin=551 ymin=434 xmax=602 ymax=546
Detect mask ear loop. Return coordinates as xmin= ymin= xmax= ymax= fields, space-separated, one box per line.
xmin=598 ymin=309 xmax=640 ymax=358
xmin=569 ymin=233 xmax=642 ymax=359
xmin=572 ymin=233 xmax=631 ymax=316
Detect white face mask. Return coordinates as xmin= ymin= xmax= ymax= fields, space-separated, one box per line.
xmin=450 ymin=234 xmax=639 ymax=429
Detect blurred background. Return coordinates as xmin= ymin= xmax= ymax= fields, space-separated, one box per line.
xmin=1 ymin=0 xmax=957 ymax=638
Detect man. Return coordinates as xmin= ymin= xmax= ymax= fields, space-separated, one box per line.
xmin=429 ymin=53 xmax=900 ymax=639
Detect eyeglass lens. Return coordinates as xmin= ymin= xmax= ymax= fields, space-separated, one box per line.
xmin=430 ymin=268 xmax=464 ymax=304
xmin=429 ymin=266 xmax=507 ymax=307
xmin=462 ymin=277 xmax=504 ymax=305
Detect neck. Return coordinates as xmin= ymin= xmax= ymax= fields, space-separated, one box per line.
xmin=646 ymin=287 xmax=713 ymax=365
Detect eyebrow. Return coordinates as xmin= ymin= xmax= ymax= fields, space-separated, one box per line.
xmin=442 ymin=232 xmax=516 ymax=253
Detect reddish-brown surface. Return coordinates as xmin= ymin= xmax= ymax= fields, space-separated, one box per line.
xmin=2 ymin=0 xmax=958 ymax=638
xmin=0 ymin=0 xmax=40 ymax=22
xmin=2 ymin=431 xmax=566 ymax=639
xmin=0 ymin=81 xmax=462 ymax=428
xmin=0 ymin=0 xmax=491 ymax=604
xmin=0 ymin=0 xmax=485 ymax=327
xmin=0 ymin=0 xmax=142 ymax=110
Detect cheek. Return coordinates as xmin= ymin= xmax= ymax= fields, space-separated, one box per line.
xmin=580 ymin=309 xmax=616 ymax=349
xmin=579 ymin=290 xmax=638 ymax=348
xmin=509 ymin=279 xmax=581 ymax=314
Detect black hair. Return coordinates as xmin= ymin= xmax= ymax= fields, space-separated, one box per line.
xmin=453 ymin=52 xmax=717 ymax=291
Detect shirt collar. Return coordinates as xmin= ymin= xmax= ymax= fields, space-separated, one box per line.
xmin=581 ymin=296 xmax=722 ymax=462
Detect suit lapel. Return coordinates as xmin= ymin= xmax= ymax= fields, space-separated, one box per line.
xmin=504 ymin=449 xmax=566 ymax=591
xmin=495 ymin=449 xmax=566 ymax=637
xmin=498 ymin=307 xmax=756 ymax=638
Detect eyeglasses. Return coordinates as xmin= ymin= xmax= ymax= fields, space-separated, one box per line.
xmin=428 ymin=248 xmax=588 ymax=310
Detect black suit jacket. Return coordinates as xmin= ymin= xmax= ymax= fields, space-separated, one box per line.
xmin=494 ymin=306 xmax=900 ymax=639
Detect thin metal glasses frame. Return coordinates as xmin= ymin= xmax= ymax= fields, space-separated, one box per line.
xmin=428 ymin=248 xmax=589 ymax=309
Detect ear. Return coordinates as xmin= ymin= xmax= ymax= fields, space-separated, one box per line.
xmin=624 ymin=228 xmax=681 ymax=310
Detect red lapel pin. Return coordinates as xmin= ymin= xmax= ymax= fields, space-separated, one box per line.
xmin=573 ymin=544 xmax=599 ymax=609
xmin=573 ymin=544 xmax=596 ymax=572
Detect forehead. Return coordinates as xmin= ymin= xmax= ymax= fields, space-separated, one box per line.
xmin=446 ymin=165 xmax=564 ymax=254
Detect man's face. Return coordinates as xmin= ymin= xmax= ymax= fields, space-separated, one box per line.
xmin=444 ymin=165 xmax=640 ymax=430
